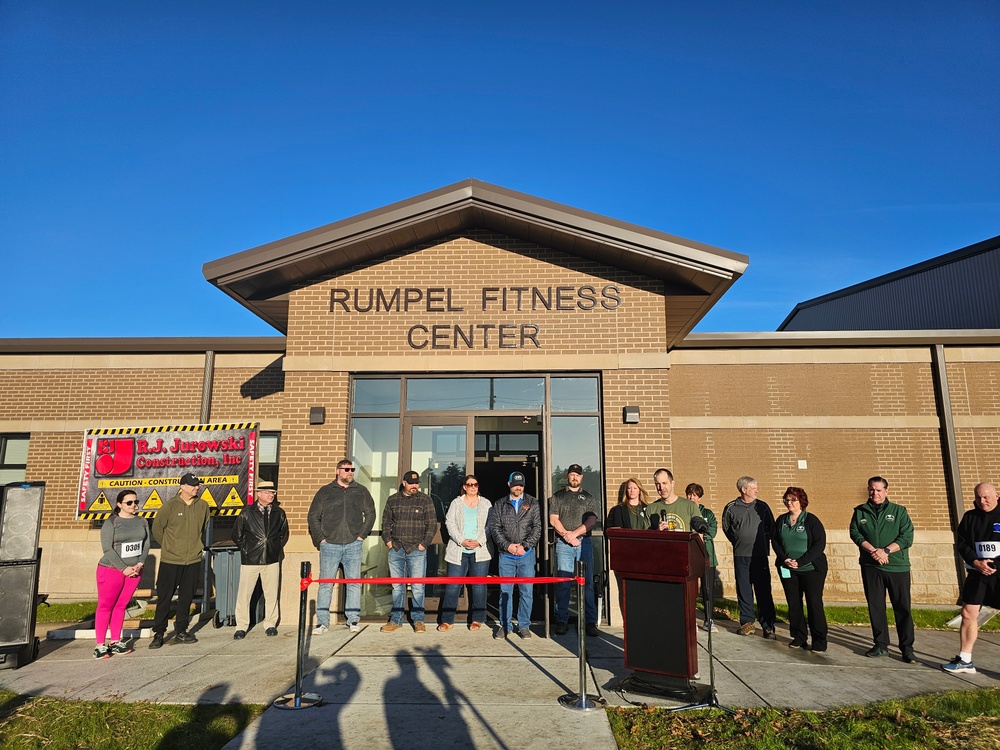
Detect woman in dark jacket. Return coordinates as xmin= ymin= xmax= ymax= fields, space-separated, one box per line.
xmin=772 ymin=486 xmax=828 ymax=651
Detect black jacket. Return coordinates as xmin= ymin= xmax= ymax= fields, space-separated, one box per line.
xmin=232 ymin=501 xmax=289 ymax=566
xmin=489 ymin=494 xmax=542 ymax=552
xmin=308 ymin=480 xmax=376 ymax=547
xmin=771 ymin=511 xmax=827 ymax=574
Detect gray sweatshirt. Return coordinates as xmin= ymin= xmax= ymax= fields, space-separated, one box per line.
xmin=98 ymin=515 xmax=150 ymax=570
xmin=721 ymin=498 xmax=774 ymax=557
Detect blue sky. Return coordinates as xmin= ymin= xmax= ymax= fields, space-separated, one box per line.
xmin=2 ymin=1 xmax=998 ymax=337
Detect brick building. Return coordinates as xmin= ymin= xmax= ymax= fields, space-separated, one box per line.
xmin=2 ymin=180 xmax=996 ymax=625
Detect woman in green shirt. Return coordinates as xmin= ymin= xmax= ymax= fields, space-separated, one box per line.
xmin=772 ymin=486 xmax=828 ymax=651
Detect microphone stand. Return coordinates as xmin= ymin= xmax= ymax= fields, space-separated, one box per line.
xmin=671 ymin=559 xmax=737 ymax=716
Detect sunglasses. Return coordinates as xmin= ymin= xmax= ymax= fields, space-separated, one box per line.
xmin=122 ymin=500 xmax=138 ymax=507
xmin=340 ymin=467 xmax=356 ymax=472
xmin=464 ymin=482 xmax=478 ymax=488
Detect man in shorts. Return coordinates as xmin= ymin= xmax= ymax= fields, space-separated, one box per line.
xmin=942 ymin=482 xmax=1000 ymax=674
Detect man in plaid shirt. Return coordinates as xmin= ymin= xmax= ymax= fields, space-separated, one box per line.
xmin=380 ymin=470 xmax=438 ymax=633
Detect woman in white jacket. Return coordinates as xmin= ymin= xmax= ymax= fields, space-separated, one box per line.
xmin=438 ymin=475 xmax=492 ymax=631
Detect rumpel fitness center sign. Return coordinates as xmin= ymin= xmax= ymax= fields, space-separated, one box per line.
xmin=330 ymin=284 xmax=623 ymax=350
xmin=77 ymin=423 xmax=257 ymax=520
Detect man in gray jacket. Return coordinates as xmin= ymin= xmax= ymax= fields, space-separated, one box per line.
xmin=721 ymin=475 xmax=776 ymax=638
xmin=307 ymin=459 xmax=376 ymax=634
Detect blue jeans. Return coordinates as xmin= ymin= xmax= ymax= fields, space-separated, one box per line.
xmin=440 ymin=554 xmax=488 ymax=624
xmin=317 ymin=540 xmax=363 ymax=627
xmin=387 ymin=546 xmax=427 ymax=624
xmin=554 ymin=537 xmax=597 ymax=625
xmin=498 ymin=549 xmax=535 ymax=630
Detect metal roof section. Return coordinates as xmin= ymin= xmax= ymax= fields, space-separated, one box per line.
xmin=678 ymin=329 xmax=1000 ymax=349
xmin=203 ymin=179 xmax=748 ymax=347
xmin=0 ymin=337 xmax=286 ymax=354
xmin=778 ymin=234 xmax=1000 ymax=331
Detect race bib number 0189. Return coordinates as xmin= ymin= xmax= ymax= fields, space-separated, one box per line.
xmin=975 ymin=541 xmax=999 ymax=559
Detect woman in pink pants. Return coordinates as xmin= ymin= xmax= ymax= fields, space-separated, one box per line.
xmin=94 ymin=490 xmax=150 ymax=658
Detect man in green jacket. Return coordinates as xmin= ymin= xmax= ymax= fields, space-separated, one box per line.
xmin=849 ymin=475 xmax=915 ymax=662
xmin=149 ymin=472 xmax=210 ymax=649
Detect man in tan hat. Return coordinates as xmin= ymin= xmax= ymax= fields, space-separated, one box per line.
xmin=231 ymin=479 xmax=289 ymax=639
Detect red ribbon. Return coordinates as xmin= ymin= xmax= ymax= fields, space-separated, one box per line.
xmin=300 ymin=575 xmax=582 ymax=591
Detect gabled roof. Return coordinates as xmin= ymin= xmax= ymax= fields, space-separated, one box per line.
xmin=779 ymin=234 xmax=1000 ymax=331
xmin=203 ymin=179 xmax=748 ymax=346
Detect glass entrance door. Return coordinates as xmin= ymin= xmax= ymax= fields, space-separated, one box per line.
xmin=404 ymin=419 xmax=472 ymax=605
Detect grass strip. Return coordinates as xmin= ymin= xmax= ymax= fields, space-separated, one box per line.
xmin=707 ymin=599 xmax=999 ymax=632
xmin=607 ymin=687 xmax=1000 ymax=750
xmin=0 ymin=689 xmax=266 ymax=750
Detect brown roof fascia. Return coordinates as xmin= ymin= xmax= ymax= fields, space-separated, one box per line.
xmin=203 ymin=180 xmax=750 ymax=334
xmin=0 ymin=337 xmax=287 ymax=355
xmin=678 ymin=330 xmax=1000 ymax=349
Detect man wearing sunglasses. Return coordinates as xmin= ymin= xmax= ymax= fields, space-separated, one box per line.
xmin=149 ymin=472 xmax=210 ymax=649
xmin=308 ymin=459 xmax=376 ymax=634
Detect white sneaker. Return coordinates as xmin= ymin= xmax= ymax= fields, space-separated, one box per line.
xmin=312 ymin=624 xmax=329 ymax=635
xmin=349 ymin=623 xmax=361 ymax=633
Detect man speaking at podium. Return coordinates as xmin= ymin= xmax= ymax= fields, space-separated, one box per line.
xmin=645 ymin=468 xmax=700 ymax=531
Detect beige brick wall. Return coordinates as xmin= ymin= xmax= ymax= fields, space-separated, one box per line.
xmin=274 ymin=371 xmax=350 ymax=538
xmin=286 ymin=231 xmax=666 ymax=360
xmin=601 ymin=368 xmax=671 ymax=501
xmin=0 ymin=367 xmax=204 ymax=422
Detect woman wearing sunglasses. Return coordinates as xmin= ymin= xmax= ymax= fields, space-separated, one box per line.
xmin=439 ymin=474 xmax=492 ymax=631
xmin=94 ymin=490 xmax=150 ymax=659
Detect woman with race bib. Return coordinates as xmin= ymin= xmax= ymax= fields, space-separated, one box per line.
xmin=94 ymin=489 xmax=150 ymax=659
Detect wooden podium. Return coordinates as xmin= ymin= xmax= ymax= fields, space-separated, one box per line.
xmin=607 ymin=528 xmax=707 ymax=683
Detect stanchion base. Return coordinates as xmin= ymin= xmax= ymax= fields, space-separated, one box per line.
xmin=557 ymin=693 xmax=602 ymax=711
xmin=273 ymin=692 xmax=323 ymax=710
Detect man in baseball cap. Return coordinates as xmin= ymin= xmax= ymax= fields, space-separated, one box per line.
xmin=149 ymin=472 xmax=210 ymax=649
xmin=489 ymin=470 xmax=541 ymax=639
xmin=380 ymin=470 xmax=437 ymax=633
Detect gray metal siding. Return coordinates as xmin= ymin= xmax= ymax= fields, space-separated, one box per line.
xmin=782 ymin=243 xmax=1000 ymax=331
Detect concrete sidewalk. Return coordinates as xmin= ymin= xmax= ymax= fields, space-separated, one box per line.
xmin=1 ymin=618 xmax=998 ymax=750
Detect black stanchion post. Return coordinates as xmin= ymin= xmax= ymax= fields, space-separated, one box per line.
xmin=274 ymin=560 xmax=322 ymax=709
xmin=557 ymin=560 xmax=600 ymax=711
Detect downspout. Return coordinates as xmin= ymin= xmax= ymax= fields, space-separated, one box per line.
xmin=200 ymin=350 xmax=215 ymax=614
xmin=930 ymin=343 xmax=965 ymax=595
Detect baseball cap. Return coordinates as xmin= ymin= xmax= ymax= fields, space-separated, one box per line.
xmin=567 ymin=464 xmax=584 ymax=475
xmin=402 ymin=470 xmax=420 ymax=484
xmin=180 ymin=473 xmax=201 ymax=487
xmin=509 ymin=471 xmax=526 ymax=486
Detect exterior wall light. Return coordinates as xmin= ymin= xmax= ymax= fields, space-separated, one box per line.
xmin=623 ymin=406 xmax=640 ymax=424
